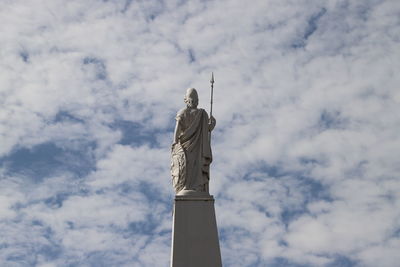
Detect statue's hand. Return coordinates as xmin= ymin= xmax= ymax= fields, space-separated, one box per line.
xmin=209 ymin=116 xmax=216 ymax=131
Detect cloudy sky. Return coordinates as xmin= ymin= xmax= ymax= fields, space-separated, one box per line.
xmin=1 ymin=0 xmax=400 ymax=266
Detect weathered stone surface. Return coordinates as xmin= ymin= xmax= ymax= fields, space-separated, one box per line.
xmin=171 ymin=195 xmax=222 ymax=267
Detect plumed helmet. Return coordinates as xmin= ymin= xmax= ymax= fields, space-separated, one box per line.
xmin=184 ymin=88 xmax=199 ymax=108
xmin=185 ymin=88 xmax=198 ymax=100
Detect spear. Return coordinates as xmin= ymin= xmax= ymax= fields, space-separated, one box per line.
xmin=207 ymin=72 xmax=214 ymax=193
xmin=210 ymin=72 xmax=214 ymax=119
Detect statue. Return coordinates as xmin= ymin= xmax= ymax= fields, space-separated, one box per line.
xmin=171 ymin=87 xmax=216 ymax=196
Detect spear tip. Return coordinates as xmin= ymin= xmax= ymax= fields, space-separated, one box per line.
xmin=210 ymin=72 xmax=215 ymax=84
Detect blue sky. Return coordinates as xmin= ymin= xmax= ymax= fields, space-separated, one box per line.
xmin=1 ymin=0 xmax=400 ymax=266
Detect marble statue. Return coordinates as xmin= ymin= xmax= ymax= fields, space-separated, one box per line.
xmin=171 ymin=88 xmax=216 ymax=195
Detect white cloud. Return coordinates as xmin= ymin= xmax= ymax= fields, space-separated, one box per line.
xmin=1 ymin=0 xmax=399 ymax=266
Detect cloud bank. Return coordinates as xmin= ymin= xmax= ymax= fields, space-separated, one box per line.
xmin=1 ymin=0 xmax=399 ymax=266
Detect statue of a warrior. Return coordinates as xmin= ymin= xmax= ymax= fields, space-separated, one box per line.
xmin=171 ymin=88 xmax=216 ymax=196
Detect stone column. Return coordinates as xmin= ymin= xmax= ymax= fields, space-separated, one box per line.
xmin=170 ymin=194 xmax=222 ymax=267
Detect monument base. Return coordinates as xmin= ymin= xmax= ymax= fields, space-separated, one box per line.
xmin=171 ymin=194 xmax=222 ymax=267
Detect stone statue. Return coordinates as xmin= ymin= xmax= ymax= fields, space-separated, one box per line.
xmin=171 ymin=88 xmax=216 ymax=196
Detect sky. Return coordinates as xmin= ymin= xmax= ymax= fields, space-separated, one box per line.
xmin=0 ymin=0 xmax=400 ymax=266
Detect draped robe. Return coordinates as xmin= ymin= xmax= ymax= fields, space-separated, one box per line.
xmin=171 ymin=108 xmax=212 ymax=193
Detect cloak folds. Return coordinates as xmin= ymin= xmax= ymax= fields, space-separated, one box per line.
xmin=171 ymin=108 xmax=212 ymax=193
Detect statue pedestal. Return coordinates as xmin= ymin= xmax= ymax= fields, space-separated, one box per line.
xmin=170 ymin=195 xmax=222 ymax=267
